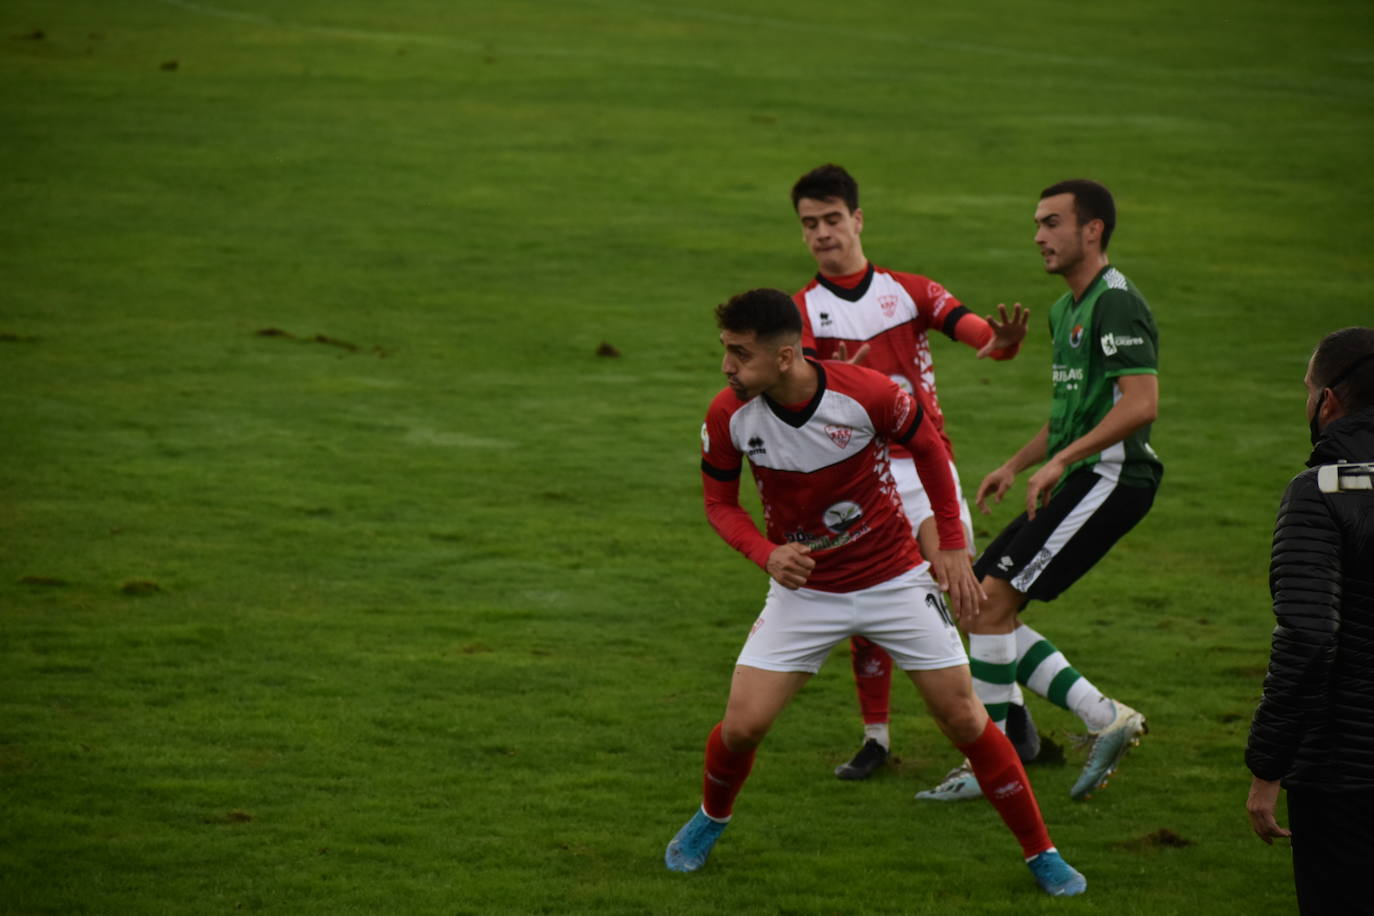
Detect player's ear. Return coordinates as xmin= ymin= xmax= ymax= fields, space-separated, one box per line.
xmin=775 ymin=340 xmax=797 ymax=372
xmin=1083 ymin=218 xmax=1103 ymax=247
xmin=1320 ymin=386 xmax=1344 ymax=425
xmin=853 ymin=207 xmax=864 ymax=233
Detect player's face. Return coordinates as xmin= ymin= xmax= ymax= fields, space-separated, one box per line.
xmin=720 ymin=329 xmax=784 ymax=400
xmin=1034 ymin=193 xmax=1089 ymax=275
xmin=797 ymin=197 xmax=865 ymax=276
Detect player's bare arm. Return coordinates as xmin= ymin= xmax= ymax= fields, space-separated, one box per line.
xmin=975 ymin=424 xmax=1049 ymax=514
xmin=975 ymin=303 xmax=1030 ymax=359
xmin=1025 ymin=374 xmax=1158 ymax=518
xmin=765 ymin=542 xmax=815 ymax=590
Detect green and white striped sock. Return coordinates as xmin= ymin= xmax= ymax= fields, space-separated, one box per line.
xmin=969 ymin=632 xmax=1018 ymax=731
xmin=1014 ymin=623 xmax=1114 ymax=731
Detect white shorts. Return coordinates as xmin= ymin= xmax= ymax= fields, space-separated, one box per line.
xmin=735 ymin=566 xmax=968 ymax=674
xmin=889 ymin=456 xmax=976 ymax=556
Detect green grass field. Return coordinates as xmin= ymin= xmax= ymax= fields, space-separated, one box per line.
xmin=3 ymin=1 xmax=1372 ymax=913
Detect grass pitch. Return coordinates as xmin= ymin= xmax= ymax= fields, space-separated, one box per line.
xmin=3 ymin=1 xmax=1372 ymax=913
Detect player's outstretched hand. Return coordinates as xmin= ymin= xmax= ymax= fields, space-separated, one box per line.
xmin=931 ymin=549 xmax=985 ymax=624
xmin=976 ymin=303 xmax=1029 ymax=358
xmin=834 ymin=341 xmax=871 ymax=366
xmin=975 ymin=466 xmax=1016 ymax=514
xmin=1024 ymin=456 xmax=1066 ymax=520
xmin=766 ymin=542 xmax=815 ymax=590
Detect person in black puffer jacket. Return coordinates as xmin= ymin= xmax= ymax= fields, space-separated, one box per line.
xmin=1246 ymin=326 xmax=1374 ymax=916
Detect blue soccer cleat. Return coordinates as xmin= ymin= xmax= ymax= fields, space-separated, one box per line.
xmin=664 ymin=808 xmax=729 ymax=873
xmin=1027 ymin=849 xmax=1087 ymax=896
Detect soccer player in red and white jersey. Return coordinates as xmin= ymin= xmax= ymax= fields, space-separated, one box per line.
xmin=789 ymin=164 xmax=1037 ymax=780
xmin=663 ymin=288 xmax=1086 ymax=897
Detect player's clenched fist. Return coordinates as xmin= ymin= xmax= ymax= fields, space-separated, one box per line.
xmin=766 ymin=542 xmax=816 ymax=590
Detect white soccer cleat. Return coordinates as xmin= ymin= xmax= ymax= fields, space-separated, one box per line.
xmin=1071 ymin=700 xmax=1147 ymax=801
xmin=915 ymin=761 xmax=982 ymax=801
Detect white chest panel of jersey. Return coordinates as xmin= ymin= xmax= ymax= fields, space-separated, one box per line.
xmin=726 ymin=389 xmax=876 ymax=473
xmin=800 ymin=272 xmax=925 ymax=345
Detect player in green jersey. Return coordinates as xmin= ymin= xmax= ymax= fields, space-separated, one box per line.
xmin=918 ymin=180 xmax=1160 ymax=803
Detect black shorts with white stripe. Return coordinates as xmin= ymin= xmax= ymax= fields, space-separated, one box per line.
xmin=973 ymin=468 xmax=1158 ymax=604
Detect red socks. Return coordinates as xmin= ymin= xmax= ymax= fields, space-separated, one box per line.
xmin=958 ymin=718 xmax=1052 ymax=858
xmin=851 ymin=636 xmax=892 ymax=724
xmin=702 ymin=722 xmax=756 ymax=820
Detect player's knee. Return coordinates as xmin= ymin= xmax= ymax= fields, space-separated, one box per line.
xmin=720 ymin=717 xmax=769 ymax=751
xmin=927 ymin=694 xmax=987 ymax=744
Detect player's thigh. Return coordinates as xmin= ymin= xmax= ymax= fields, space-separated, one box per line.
xmin=722 ymin=667 xmax=811 ymax=747
xmin=976 ymin=470 xmax=1153 ymax=603
xmin=1017 ymin=474 xmax=1156 ymax=601
xmin=735 ymin=580 xmax=851 ymax=674
xmin=855 ymin=567 xmax=966 ymax=673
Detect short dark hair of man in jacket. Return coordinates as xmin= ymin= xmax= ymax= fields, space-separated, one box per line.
xmin=1245 ymin=326 xmax=1374 ymax=916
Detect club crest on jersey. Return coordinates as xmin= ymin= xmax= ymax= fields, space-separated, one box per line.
xmin=823 ymin=500 xmax=863 ymax=533
xmin=746 ymin=435 xmax=766 ymax=457
xmin=825 ymin=424 xmax=853 ymax=449
xmin=1070 ymin=324 xmax=1085 ymax=348
xmin=878 ymin=294 xmax=899 ymax=318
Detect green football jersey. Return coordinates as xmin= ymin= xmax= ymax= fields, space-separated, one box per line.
xmin=1047 ymin=266 xmax=1162 ymax=489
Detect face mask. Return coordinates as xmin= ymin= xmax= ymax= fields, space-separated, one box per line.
xmin=1309 ymin=389 xmax=1327 ymax=446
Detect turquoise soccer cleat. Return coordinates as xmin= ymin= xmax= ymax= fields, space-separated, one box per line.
xmin=664 ymin=808 xmax=728 ymax=873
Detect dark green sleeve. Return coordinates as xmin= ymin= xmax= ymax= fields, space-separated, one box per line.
xmin=1096 ymin=289 xmax=1158 ymax=377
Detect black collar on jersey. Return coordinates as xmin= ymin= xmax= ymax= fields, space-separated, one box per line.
xmin=814 ymin=264 xmax=875 ymax=302
xmin=763 ymin=360 xmax=827 ymax=428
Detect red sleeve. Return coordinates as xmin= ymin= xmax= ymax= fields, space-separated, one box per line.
xmin=701 ymin=398 xmax=775 ymax=570
xmin=950 ymin=311 xmax=1019 ymax=360
xmin=878 ymin=382 xmax=965 ymax=551
xmin=906 ymin=410 xmax=966 ymax=551
xmin=793 ymin=291 xmax=818 ymax=358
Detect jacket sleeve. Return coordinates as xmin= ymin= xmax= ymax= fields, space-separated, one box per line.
xmin=1245 ymin=470 xmax=1344 ymax=781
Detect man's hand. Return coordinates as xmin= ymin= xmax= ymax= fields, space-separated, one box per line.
xmin=975 ymin=466 xmax=1017 ymax=515
xmin=1025 ymin=455 xmax=1067 ymax=520
xmin=833 ymin=341 xmax=871 ymax=366
xmin=766 ymin=542 xmax=815 ymax=590
xmin=930 ymin=549 xmax=985 ymax=625
xmin=976 ymin=303 xmax=1029 ymax=358
xmin=1246 ymin=777 xmax=1292 ymax=845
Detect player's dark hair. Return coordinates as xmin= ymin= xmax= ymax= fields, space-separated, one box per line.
xmin=1041 ymin=179 xmax=1116 ymax=251
xmin=791 ymin=164 xmax=859 ymax=212
xmin=715 ymin=288 xmax=802 ymax=346
xmin=1312 ymin=327 xmax=1374 ymax=412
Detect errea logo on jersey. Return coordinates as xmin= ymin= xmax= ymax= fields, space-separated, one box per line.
xmin=747 ymin=436 xmax=767 ymax=457
xmin=1100 ymin=332 xmax=1145 ymax=356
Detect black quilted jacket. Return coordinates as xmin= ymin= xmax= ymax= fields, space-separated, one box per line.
xmin=1245 ymin=407 xmax=1374 ymax=790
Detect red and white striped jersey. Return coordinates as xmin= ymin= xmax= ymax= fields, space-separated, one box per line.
xmin=794 ymin=264 xmax=1018 ymax=460
xmin=700 ymin=360 xmax=964 ymax=593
